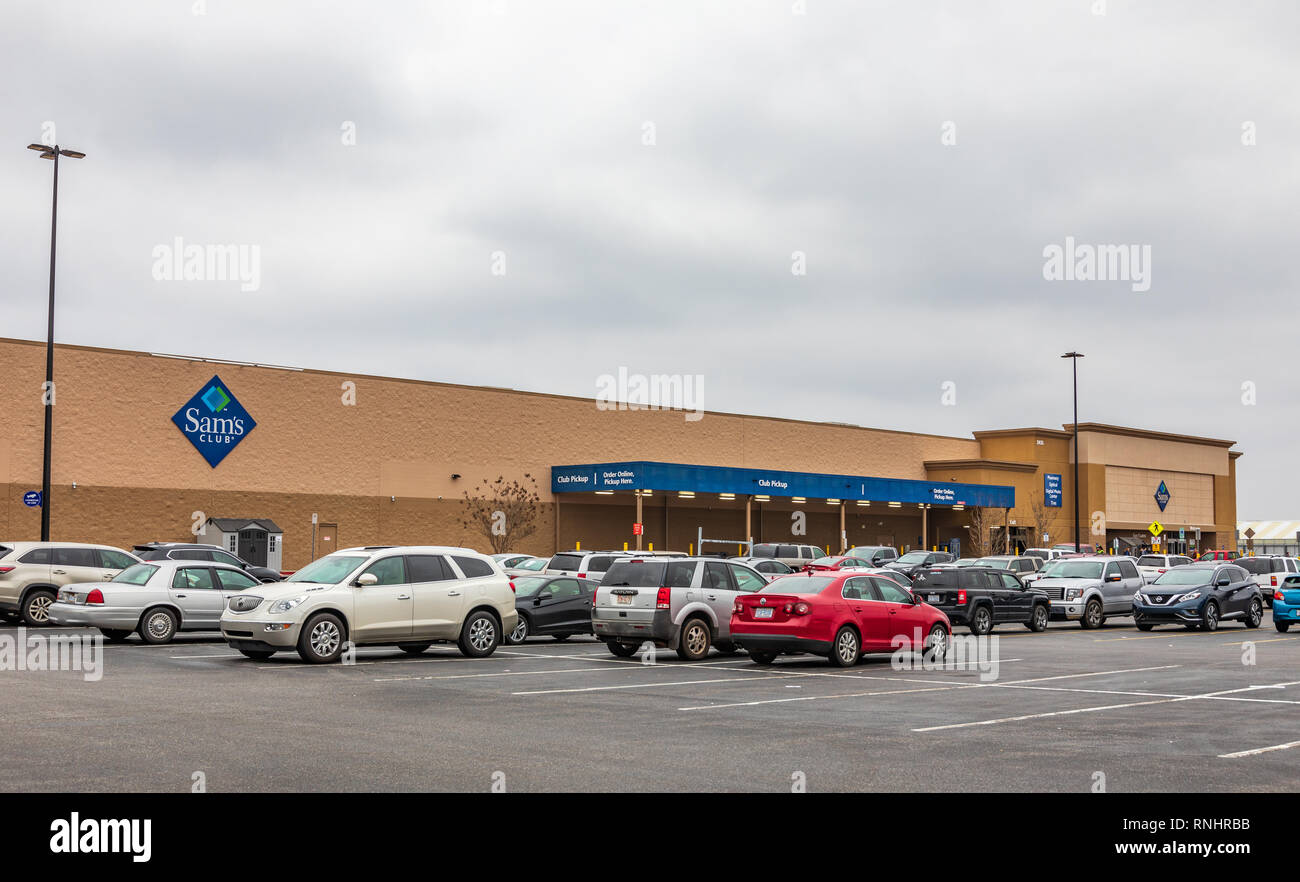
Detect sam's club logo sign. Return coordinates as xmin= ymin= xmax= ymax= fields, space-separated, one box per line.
xmin=171 ymin=375 xmax=256 ymax=467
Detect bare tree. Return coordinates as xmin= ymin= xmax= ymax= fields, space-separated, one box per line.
xmin=1026 ymin=487 xmax=1059 ymax=550
xmin=459 ymin=474 xmax=543 ymax=554
xmin=966 ymin=506 xmax=994 ymax=558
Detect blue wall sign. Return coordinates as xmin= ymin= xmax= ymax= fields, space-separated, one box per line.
xmin=171 ymin=374 xmax=257 ymax=468
xmin=1044 ymin=473 xmax=1062 ymax=508
xmin=1154 ymin=480 xmax=1171 ymax=512
xmin=551 ymin=461 xmax=1016 ymax=508
xmin=23 ymin=491 xmax=42 ymax=507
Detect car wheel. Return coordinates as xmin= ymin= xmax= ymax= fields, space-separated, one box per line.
xmin=969 ymin=605 xmax=993 ymax=636
xmin=606 ymin=640 xmax=638 ymax=658
xmin=923 ymin=624 xmax=949 ymax=662
xmin=1277 ymin=621 xmax=1292 ymax=633
xmin=506 ymin=615 xmax=529 ymax=645
xmin=1136 ymin=622 xmax=1154 ymax=632
xmin=138 ymin=607 xmax=178 ymax=645
xmin=676 ymin=617 xmax=712 ymax=661
xmin=1080 ymin=599 xmax=1103 ymax=630
xmin=398 ymin=643 xmax=432 ymax=655
xmin=98 ymin=628 xmax=132 ymax=643
xmin=1201 ymin=600 xmax=1220 ymax=632
xmin=238 ymin=648 xmax=275 ymax=660
xmin=1026 ymin=604 xmax=1049 ymax=632
xmin=1244 ymin=598 xmax=1263 ymax=629
xmin=458 ymin=610 xmax=499 ymax=658
xmin=829 ymin=626 xmax=860 ymax=667
xmin=21 ymin=590 xmax=56 ymax=627
xmin=749 ymin=651 xmax=777 ymax=665
xmin=297 ymin=613 xmax=346 ymax=663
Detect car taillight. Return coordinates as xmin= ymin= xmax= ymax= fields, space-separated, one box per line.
xmin=1271 ymin=575 xmax=1278 ymax=587
xmin=656 ymin=587 xmax=670 ymax=609
xmin=86 ymin=588 xmax=104 ymax=605
xmin=790 ymin=602 xmax=811 ymax=616
xmin=733 ymin=601 xmax=744 ymax=616
xmin=509 ymin=581 xmax=516 ymax=594
xmin=578 ymin=573 xmax=587 ymax=579
xmin=956 ymin=589 xmax=967 ymax=605
xmin=0 ymin=566 xmax=12 ymax=575
xmin=1158 ymin=568 xmax=1166 ymax=573
xmin=1275 ymin=590 xmax=1284 ymax=602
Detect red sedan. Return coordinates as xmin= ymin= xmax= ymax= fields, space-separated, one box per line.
xmin=731 ymin=571 xmax=951 ymax=667
xmin=800 ymin=554 xmax=874 ymax=573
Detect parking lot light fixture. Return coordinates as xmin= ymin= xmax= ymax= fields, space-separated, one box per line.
xmin=1061 ymin=351 xmax=1085 ymax=552
xmin=27 ymin=141 xmax=86 ymax=542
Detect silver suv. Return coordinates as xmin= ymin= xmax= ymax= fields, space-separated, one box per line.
xmin=1033 ymin=555 xmax=1144 ymax=628
xmin=0 ymin=542 xmax=140 ymax=625
xmin=592 ymin=556 xmax=768 ymax=660
xmin=220 ymin=546 xmax=516 ymax=663
xmin=751 ymin=543 xmax=827 ymax=569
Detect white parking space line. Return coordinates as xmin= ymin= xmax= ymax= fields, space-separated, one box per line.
xmin=513 ymin=672 xmax=812 ymax=695
xmin=1219 ymin=739 xmax=1300 ymax=759
xmin=167 ymin=652 xmax=244 ymax=659
xmin=679 ymin=684 xmax=966 ymax=711
xmin=999 ymin=665 xmax=1181 ymax=684
xmin=913 ymin=680 xmax=1300 ymax=732
xmin=375 ymin=666 xmax=639 ymax=682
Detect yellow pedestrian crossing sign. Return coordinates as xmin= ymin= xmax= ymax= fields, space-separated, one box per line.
xmin=1148 ymin=521 xmax=1163 ymax=537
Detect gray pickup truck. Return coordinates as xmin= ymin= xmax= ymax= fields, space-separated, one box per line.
xmin=592 ymin=557 xmax=768 ymax=660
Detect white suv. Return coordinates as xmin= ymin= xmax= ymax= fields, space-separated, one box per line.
xmin=1235 ymin=555 xmax=1300 ymax=608
xmin=219 ymin=546 xmax=517 ymax=663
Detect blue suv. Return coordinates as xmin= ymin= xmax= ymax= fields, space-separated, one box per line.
xmin=1132 ymin=562 xmax=1263 ymax=632
xmin=1273 ymin=574 xmax=1300 ymax=633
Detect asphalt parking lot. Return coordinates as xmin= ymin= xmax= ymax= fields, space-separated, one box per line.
xmin=3 ymin=615 xmax=1298 ymax=792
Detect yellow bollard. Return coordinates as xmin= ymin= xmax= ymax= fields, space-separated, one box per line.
xmin=575 ymin=540 xmax=581 ymax=551
xmin=648 ymin=542 xmax=654 ymax=552
xmin=689 ymin=543 xmax=694 ymax=555
xmin=623 ymin=541 xmax=628 ymax=552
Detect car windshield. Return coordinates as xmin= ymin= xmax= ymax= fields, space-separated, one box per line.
xmin=809 ymin=556 xmax=840 ymax=567
xmin=1136 ymin=556 xmax=1168 ymax=567
xmin=515 ymin=558 xmax=547 ymax=571
xmin=1040 ymin=561 xmax=1104 ymax=579
xmin=511 ymin=576 xmax=549 ymax=598
xmin=896 ymin=552 xmax=929 ymax=564
xmin=762 ymin=576 xmax=834 ymax=595
xmin=954 ymin=558 xmax=979 ymax=567
xmin=975 ymin=557 xmax=1010 ymax=568
xmin=1152 ymin=569 xmax=1213 ymax=586
xmin=112 ymin=563 xmax=158 ymax=585
xmin=287 ymin=555 xmax=367 ymax=583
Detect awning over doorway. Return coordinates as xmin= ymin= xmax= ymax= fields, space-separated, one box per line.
xmin=550 ymin=461 xmax=1015 ymax=508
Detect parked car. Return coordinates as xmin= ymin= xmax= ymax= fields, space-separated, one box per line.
xmin=0 ymin=542 xmax=140 ymax=626
xmin=750 ymin=543 xmax=826 ymax=569
xmin=1032 ymin=556 xmax=1143 ymax=628
xmin=1134 ymin=553 xmax=1194 ymax=584
xmin=220 ymin=546 xmax=516 ymax=663
xmin=47 ymin=560 xmax=263 ymax=643
xmin=884 ymin=550 xmax=956 ymax=579
xmin=952 ymin=558 xmax=982 ymax=567
xmin=1198 ymin=550 xmax=1236 ymax=561
xmin=845 ymin=545 xmax=900 ymax=566
xmin=973 ymin=555 xmax=1043 ymax=577
xmin=730 ymin=572 xmax=951 ymax=667
xmin=133 ymin=542 xmax=283 ymax=582
xmin=591 ymin=556 xmax=768 ymax=660
xmin=1233 ymin=555 xmax=1300 ymax=608
xmin=1132 ymin=562 xmax=1263 ymax=632
xmin=491 ymin=553 xmax=537 ymax=569
xmin=504 ymin=556 xmax=549 ymax=578
xmin=866 ymin=567 xmax=914 ymax=588
xmin=505 ymin=574 xmax=596 ymax=643
xmin=801 ymin=554 xmax=876 ymax=573
xmin=1271 ymin=574 xmax=1300 ymax=632
xmin=545 ymin=549 xmax=682 ymax=584
xmin=729 ymin=556 xmax=797 ymax=580
xmin=910 ymin=566 xmax=1051 ymax=635
xmin=1024 ymin=547 xmax=1073 ymax=562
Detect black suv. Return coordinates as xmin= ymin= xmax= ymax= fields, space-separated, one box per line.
xmin=885 ymin=550 xmax=957 ymax=579
xmin=910 ymin=565 xmax=1050 ymax=635
xmin=132 ymin=543 xmax=283 ymax=583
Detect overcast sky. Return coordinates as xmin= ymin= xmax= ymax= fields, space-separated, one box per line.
xmin=2 ymin=1 xmax=1297 ymax=516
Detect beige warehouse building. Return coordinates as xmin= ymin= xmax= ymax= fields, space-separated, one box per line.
xmin=0 ymin=337 xmax=1240 ymax=570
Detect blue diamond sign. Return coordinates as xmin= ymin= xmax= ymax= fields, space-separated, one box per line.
xmin=171 ymin=374 xmax=256 ymax=468
xmin=1154 ymin=480 xmax=1171 ymax=512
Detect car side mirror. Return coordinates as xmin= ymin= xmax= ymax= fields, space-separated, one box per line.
xmin=536 ymin=592 xmax=553 ymax=603
xmin=908 ymin=592 xmax=921 ymax=605
xmin=355 ymin=573 xmax=378 ymax=587
xmin=1216 ymin=577 xmax=1230 ymax=587
xmin=1106 ymin=574 xmax=1121 ymax=582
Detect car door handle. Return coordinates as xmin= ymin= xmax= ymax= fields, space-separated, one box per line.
xmin=175 ymin=593 xmax=187 ymax=598
xmin=397 ymin=594 xmax=411 ymax=600
xmin=706 ymin=594 xmax=716 ymax=601
xmin=447 ymin=590 xmax=461 ymax=596
xmin=53 ymin=569 xmax=67 ymax=575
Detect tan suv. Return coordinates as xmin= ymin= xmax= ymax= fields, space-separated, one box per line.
xmin=0 ymin=542 xmax=141 ymax=625
xmin=219 ymin=545 xmax=518 ymax=663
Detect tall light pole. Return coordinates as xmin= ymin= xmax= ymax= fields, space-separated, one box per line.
xmin=1061 ymin=351 xmax=1084 ymax=552
xmin=27 ymin=142 xmax=86 ymax=542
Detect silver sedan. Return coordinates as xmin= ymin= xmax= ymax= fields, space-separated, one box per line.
xmin=47 ymin=560 xmax=263 ymax=644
